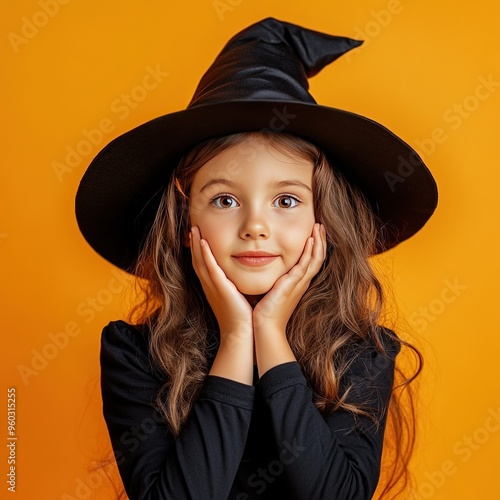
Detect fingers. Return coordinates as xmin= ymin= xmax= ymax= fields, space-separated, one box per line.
xmin=189 ymin=226 xmax=220 ymax=301
xmin=190 ymin=226 xmax=226 ymax=285
xmin=266 ymin=223 xmax=326 ymax=306
xmin=190 ymin=226 xmax=245 ymax=307
xmin=190 ymin=226 xmax=232 ymax=307
xmin=189 ymin=225 xmax=209 ymax=284
xmin=311 ymin=222 xmax=327 ymax=270
xmin=289 ymin=223 xmax=326 ymax=283
xmin=287 ymin=237 xmax=314 ymax=278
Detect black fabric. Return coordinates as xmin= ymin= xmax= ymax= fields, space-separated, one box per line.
xmin=100 ymin=320 xmax=400 ymax=500
xmin=188 ymin=18 xmax=362 ymax=108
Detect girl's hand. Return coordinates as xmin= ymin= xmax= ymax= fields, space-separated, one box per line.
xmin=189 ymin=226 xmax=253 ymax=347
xmin=253 ymin=223 xmax=327 ymax=335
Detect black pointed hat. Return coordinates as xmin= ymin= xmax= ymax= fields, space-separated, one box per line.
xmin=75 ymin=17 xmax=438 ymax=272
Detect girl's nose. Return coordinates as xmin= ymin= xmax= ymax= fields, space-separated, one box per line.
xmin=240 ymin=210 xmax=270 ymax=240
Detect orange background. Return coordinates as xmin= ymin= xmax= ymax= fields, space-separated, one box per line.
xmin=2 ymin=1 xmax=499 ymax=498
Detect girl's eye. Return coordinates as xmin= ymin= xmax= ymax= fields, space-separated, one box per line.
xmin=211 ymin=195 xmax=238 ymax=209
xmin=273 ymin=195 xmax=300 ymax=209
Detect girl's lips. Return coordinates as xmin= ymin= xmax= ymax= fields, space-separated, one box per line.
xmin=232 ymin=255 xmax=278 ymax=267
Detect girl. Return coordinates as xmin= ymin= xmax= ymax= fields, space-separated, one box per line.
xmin=76 ymin=18 xmax=437 ymax=500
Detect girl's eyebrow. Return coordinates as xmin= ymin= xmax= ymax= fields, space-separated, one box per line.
xmin=273 ymin=180 xmax=312 ymax=192
xmin=200 ymin=178 xmax=234 ymax=193
xmin=200 ymin=178 xmax=312 ymax=193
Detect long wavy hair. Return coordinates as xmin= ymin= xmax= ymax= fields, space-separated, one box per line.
xmin=128 ymin=131 xmax=422 ymax=498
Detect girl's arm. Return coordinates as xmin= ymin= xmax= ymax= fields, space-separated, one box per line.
xmin=100 ymin=320 xmax=254 ymax=500
xmin=255 ymin=332 xmax=399 ymax=499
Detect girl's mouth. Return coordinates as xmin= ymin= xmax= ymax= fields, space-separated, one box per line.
xmin=232 ymin=255 xmax=278 ymax=266
xmin=232 ymin=251 xmax=278 ymax=267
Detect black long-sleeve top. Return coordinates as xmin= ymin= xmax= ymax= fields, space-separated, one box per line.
xmin=100 ymin=320 xmax=400 ymax=500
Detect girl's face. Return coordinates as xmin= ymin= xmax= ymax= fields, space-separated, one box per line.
xmin=189 ymin=136 xmax=316 ymax=297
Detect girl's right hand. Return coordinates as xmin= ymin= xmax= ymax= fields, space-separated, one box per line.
xmin=189 ymin=226 xmax=253 ymax=348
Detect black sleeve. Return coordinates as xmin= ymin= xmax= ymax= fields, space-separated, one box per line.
xmin=100 ymin=320 xmax=255 ymax=500
xmin=255 ymin=332 xmax=400 ymax=500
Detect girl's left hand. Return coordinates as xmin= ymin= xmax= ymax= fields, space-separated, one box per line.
xmin=253 ymin=223 xmax=327 ymax=334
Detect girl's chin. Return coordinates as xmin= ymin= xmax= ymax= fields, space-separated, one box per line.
xmin=228 ymin=274 xmax=274 ymax=297
xmin=236 ymin=284 xmax=273 ymax=297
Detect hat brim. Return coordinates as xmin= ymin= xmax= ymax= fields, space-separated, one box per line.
xmin=75 ymin=100 xmax=438 ymax=272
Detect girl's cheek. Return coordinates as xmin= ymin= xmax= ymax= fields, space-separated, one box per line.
xmin=189 ymin=200 xmax=213 ymax=227
xmin=195 ymin=219 xmax=221 ymax=244
xmin=281 ymin=215 xmax=315 ymax=234
xmin=189 ymin=203 xmax=205 ymax=223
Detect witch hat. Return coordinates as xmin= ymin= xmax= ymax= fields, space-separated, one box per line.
xmin=75 ymin=17 xmax=438 ymax=272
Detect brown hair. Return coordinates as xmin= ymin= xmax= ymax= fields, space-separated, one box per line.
xmin=130 ymin=131 xmax=422 ymax=498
